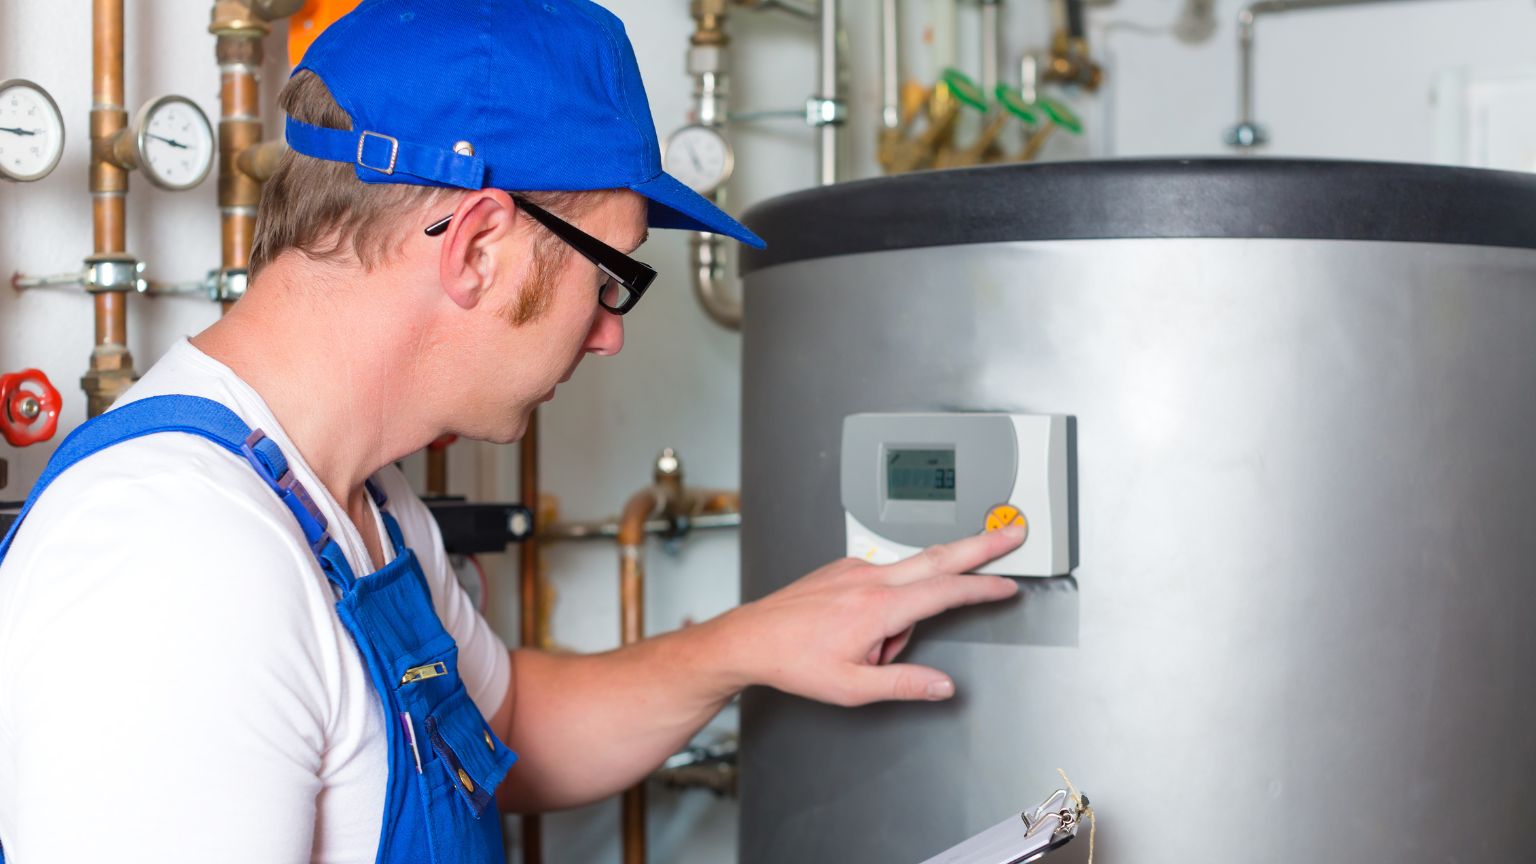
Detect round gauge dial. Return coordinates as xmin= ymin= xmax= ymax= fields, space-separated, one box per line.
xmin=0 ymin=79 xmax=66 ymax=183
xmin=664 ymin=124 xmax=734 ymax=195
xmin=133 ymin=95 xmax=214 ymax=191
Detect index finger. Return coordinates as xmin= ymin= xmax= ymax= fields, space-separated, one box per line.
xmin=881 ymin=523 xmax=1026 ymax=586
xmin=885 ymin=571 xmax=1020 ymax=630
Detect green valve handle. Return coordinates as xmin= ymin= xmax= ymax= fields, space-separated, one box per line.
xmin=995 ymin=84 xmax=1041 ymax=127
xmin=942 ymin=67 xmax=990 ymax=113
xmin=1037 ymin=97 xmax=1083 ymax=134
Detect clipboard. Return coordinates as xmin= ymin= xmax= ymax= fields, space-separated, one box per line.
xmin=916 ymin=787 xmax=1090 ymax=864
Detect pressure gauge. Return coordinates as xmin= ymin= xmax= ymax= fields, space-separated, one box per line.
xmin=663 ymin=124 xmax=733 ymax=195
xmin=132 ymin=95 xmax=214 ymax=191
xmin=0 ymin=79 xmax=65 ymax=182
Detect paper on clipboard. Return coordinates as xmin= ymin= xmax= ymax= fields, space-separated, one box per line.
xmin=916 ymin=788 xmax=1088 ymax=864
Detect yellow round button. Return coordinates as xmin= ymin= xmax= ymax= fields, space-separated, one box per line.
xmin=457 ymin=768 xmax=476 ymax=793
xmin=484 ymin=731 xmax=496 ymax=751
xmin=984 ymin=504 xmax=1028 ymax=535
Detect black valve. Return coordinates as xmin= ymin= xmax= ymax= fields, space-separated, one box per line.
xmin=0 ymin=496 xmax=531 ymax=554
xmin=423 ymin=497 xmax=535 ymax=555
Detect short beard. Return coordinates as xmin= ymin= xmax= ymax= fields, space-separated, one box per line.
xmin=501 ymin=235 xmax=569 ymax=326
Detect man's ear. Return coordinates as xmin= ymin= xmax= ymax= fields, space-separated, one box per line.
xmin=438 ymin=189 xmax=518 ymax=310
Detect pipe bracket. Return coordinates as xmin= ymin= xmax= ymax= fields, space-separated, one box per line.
xmin=806 ymin=97 xmax=847 ymax=128
xmin=212 ymin=268 xmax=249 ymax=302
xmin=83 ymin=255 xmax=146 ymax=295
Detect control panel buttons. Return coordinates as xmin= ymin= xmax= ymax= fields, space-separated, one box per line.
xmin=984 ymin=504 xmax=1029 ymax=539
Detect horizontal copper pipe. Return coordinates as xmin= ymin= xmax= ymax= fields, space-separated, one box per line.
xmin=235 ymin=139 xmax=287 ymax=183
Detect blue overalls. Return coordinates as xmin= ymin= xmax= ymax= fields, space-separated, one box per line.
xmin=0 ymin=395 xmax=517 ymax=863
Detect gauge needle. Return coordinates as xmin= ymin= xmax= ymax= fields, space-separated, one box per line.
xmin=688 ymin=147 xmax=703 ymax=172
xmin=147 ymin=133 xmax=189 ymax=150
xmin=0 ymin=127 xmax=40 ymax=136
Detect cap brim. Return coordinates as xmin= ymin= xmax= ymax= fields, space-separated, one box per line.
xmin=630 ymin=172 xmax=766 ymax=249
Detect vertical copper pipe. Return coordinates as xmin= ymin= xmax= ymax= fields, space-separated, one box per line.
xmin=84 ymin=0 xmax=136 ymax=418
xmin=517 ymin=411 xmax=542 ymax=864
xmin=425 ymin=447 xmax=448 ymax=498
xmin=211 ymin=1 xmax=271 ymax=315
xmin=617 ymin=489 xmax=658 ymax=864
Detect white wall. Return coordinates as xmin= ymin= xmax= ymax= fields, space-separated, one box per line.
xmin=4 ymin=1 xmax=1536 ymax=862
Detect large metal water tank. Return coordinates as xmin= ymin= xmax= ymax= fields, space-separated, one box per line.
xmin=736 ymin=160 xmax=1536 ymax=863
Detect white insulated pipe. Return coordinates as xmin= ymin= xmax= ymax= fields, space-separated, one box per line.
xmin=689 ymin=2 xmax=741 ymax=329
xmin=818 ymin=0 xmax=840 ymax=185
xmin=980 ymin=0 xmax=1001 ymax=99
xmin=880 ymin=0 xmax=901 ymax=129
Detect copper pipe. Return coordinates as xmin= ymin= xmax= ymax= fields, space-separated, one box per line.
xmin=424 ymin=434 xmax=456 ymax=498
xmin=425 ymin=447 xmax=448 ymax=498
xmin=235 ymin=139 xmax=287 ymax=183
xmin=221 ymin=214 xmax=256 ymax=269
xmin=618 ymin=487 xmax=660 ymax=864
xmin=685 ymin=1 xmax=742 ymax=331
xmin=618 ymin=490 xmax=657 ymax=643
xmin=83 ymin=0 xmax=136 ymax=418
xmin=517 ymin=411 xmax=543 ymax=864
xmin=211 ymin=1 xmax=282 ymax=315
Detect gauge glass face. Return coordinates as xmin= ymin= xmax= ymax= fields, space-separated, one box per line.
xmin=140 ymin=97 xmax=213 ymax=190
xmin=0 ymin=81 xmax=65 ymax=182
xmin=664 ymin=125 xmax=732 ymax=194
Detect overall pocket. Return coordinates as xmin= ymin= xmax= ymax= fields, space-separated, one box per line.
xmin=413 ymin=683 xmax=519 ymax=863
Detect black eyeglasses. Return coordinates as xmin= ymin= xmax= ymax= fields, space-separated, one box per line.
xmin=425 ymin=196 xmax=656 ymax=315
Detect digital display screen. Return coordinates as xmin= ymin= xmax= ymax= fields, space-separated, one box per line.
xmin=886 ymin=449 xmax=956 ymax=501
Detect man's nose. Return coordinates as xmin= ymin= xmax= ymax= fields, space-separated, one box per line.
xmin=584 ymin=308 xmax=624 ymax=356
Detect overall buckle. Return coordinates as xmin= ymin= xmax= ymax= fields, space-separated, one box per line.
xmin=356 ymin=131 xmax=399 ymax=175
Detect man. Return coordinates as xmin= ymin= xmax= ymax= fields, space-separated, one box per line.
xmin=0 ymin=1 xmax=1023 ymax=860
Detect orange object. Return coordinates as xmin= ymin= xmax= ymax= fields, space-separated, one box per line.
xmin=0 ymin=369 xmax=62 ymax=447
xmin=983 ymin=503 xmax=1028 ymax=535
xmin=288 ymin=0 xmax=363 ymax=66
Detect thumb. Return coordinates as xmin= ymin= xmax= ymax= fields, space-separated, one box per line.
xmin=844 ymin=663 xmax=957 ymax=706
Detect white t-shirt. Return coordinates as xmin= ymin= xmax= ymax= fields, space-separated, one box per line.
xmin=0 ymin=340 xmax=511 ymax=863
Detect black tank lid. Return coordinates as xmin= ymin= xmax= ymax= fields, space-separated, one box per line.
xmin=738 ymin=158 xmax=1536 ymax=274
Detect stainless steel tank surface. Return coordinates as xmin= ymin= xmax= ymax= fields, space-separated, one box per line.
xmin=736 ymin=160 xmax=1536 ymax=864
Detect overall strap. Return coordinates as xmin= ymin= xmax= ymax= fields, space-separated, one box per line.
xmin=364 ymin=478 xmax=408 ymax=557
xmin=0 ymin=394 xmax=356 ymax=591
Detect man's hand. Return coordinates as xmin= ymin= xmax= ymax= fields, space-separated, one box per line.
xmin=492 ymin=524 xmax=1023 ymax=811
xmin=718 ymin=524 xmax=1025 ymax=707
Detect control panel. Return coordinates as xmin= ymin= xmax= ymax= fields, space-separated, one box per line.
xmin=841 ymin=413 xmax=1077 ymax=577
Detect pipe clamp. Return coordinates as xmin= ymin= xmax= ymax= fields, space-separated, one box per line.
xmin=212 ymin=268 xmax=249 ymax=302
xmin=83 ymin=255 xmax=146 ymax=294
xmin=805 ymin=97 xmax=847 ymax=127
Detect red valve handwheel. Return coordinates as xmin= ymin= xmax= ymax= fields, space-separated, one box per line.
xmin=0 ymin=368 xmax=62 ymax=447
xmin=429 ymin=434 xmax=459 ymax=451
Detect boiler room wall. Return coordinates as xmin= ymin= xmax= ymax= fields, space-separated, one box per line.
xmin=5 ymin=2 xmax=1536 ymax=864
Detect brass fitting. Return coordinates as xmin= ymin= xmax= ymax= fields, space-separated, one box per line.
xmin=80 ymin=344 xmax=137 ymax=419
xmin=209 ymin=0 xmax=271 ymax=37
xmin=89 ymin=106 xmax=133 ymax=183
xmin=690 ymin=0 xmax=729 ymax=46
xmin=1043 ymin=32 xmax=1103 ymax=92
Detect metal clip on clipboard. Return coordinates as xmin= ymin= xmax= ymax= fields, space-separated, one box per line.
xmin=917 ymin=787 xmax=1090 ymax=864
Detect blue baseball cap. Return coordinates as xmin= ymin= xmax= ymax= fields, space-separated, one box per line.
xmin=285 ymin=0 xmax=765 ymax=249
